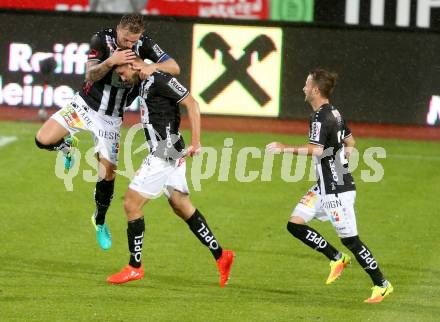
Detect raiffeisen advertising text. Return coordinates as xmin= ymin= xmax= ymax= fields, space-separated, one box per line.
xmin=0 ymin=42 xmax=89 ymax=109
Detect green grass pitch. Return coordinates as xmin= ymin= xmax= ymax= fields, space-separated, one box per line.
xmin=0 ymin=120 xmax=439 ymax=321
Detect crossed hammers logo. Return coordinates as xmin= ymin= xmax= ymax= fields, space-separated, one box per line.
xmin=199 ymin=32 xmax=277 ymax=107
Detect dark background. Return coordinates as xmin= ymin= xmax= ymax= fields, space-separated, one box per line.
xmin=315 ymin=0 xmax=440 ymax=29
xmin=1 ymin=10 xmax=439 ymax=125
xmin=281 ymin=25 xmax=440 ymax=124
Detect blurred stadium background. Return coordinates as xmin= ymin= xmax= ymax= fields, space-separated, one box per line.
xmin=1 ymin=1 xmax=439 ymax=321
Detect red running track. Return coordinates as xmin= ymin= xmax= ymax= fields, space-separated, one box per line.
xmin=1 ymin=106 xmax=439 ymax=141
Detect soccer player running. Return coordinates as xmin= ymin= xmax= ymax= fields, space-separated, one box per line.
xmin=106 ymin=59 xmax=235 ymax=286
xmin=266 ymin=69 xmax=393 ymax=303
xmin=35 ymin=14 xmax=180 ymax=251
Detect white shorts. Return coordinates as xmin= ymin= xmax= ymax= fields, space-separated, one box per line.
xmin=129 ymin=155 xmax=189 ymax=199
xmin=51 ymin=93 xmax=122 ymax=165
xmin=292 ymin=184 xmax=358 ymax=238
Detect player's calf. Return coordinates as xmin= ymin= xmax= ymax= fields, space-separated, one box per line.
xmin=287 ymin=221 xmax=341 ymax=261
xmin=341 ymin=236 xmax=387 ymax=287
xmin=94 ymin=178 xmax=115 ymax=225
xmin=185 ymin=209 xmax=235 ymax=287
xmin=127 ymin=216 xmax=145 ymax=268
xmin=186 ymin=209 xmax=223 ymax=260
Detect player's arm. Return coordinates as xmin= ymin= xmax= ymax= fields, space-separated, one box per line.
xmin=267 ymin=115 xmax=327 ymax=156
xmin=86 ymin=50 xmax=136 ymax=81
xmin=85 ymin=33 xmax=136 ymax=82
xmin=158 ymin=73 xmax=198 ymax=154
xmin=132 ymin=58 xmax=180 ymax=80
xmin=179 ymin=94 xmax=201 ymax=157
xmin=151 ymin=58 xmax=180 ymax=76
xmin=342 ymin=119 xmax=355 ymax=159
xmin=343 ymin=135 xmax=355 ymax=159
xmin=135 ymin=38 xmax=180 ymax=79
xmin=266 ymin=142 xmax=324 ymax=156
xmin=85 ymin=60 xmax=110 ymax=82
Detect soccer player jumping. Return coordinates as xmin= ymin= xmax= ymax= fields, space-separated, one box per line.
xmin=266 ymin=69 xmax=393 ymax=303
xmin=34 ymin=14 xmax=180 ymax=251
xmin=106 ymin=59 xmax=235 ymax=287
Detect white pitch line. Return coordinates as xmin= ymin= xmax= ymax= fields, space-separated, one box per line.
xmin=0 ymin=136 xmax=18 ymax=148
xmin=387 ymin=153 xmax=440 ymax=161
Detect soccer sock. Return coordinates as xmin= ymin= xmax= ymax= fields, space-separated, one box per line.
xmin=127 ymin=217 xmax=145 ymax=268
xmin=185 ymin=209 xmax=223 ymax=260
xmin=287 ymin=222 xmax=340 ymax=261
xmin=94 ymin=178 xmax=115 ymax=225
xmin=35 ymin=137 xmax=66 ymax=151
xmin=341 ymin=236 xmax=386 ymax=286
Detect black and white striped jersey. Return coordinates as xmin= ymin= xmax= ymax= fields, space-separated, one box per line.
xmin=80 ymin=28 xmax=171 ymax=118
xmin=138 ymin=71 xmax=189 ymax=160
xmin=309 ymin=104 xmax=356 ymax=195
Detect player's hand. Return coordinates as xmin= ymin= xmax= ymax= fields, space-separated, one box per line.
xmin=344 ymin=147 xmax=353 ymax=160
xmin=108 ymin=49 xmax=136 ymax=66
xmin=132 ymin=60 xmax=157 ymax=80
xmin=266 ymin=142 xmax=285 ymax=154
xmin=185 ymin=143 xmax=201 ymax=157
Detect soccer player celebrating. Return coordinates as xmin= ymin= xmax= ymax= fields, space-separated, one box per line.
xmin=34 ymin=14 xmax=180 ymax=251
xmin=106 ymin=59 xmax=235 ymax=286
xmin=266 ymin=69 xmax=393 ymax=303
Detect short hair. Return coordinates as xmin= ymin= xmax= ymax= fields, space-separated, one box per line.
xmin=119 ymin=13 xmax=144 ymax=34
xmin=309 ymin=69 xmax=337 ymax=99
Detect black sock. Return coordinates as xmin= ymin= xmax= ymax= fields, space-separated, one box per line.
xmin=128 ymin=217 xmax=145 ymax=268
xmin=287 ymin=222 xmax=340 ymax=261
xmin=186 ymin=209 xmax=223 ymax=260
xmin=35 ymin=137 xmax=66 ymax=151
xmin=94 ymin=178 xmax=115 ymax=225
xmin=341 ymin=236 xmax=386 ymax=286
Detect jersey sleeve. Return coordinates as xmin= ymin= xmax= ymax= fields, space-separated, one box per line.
xmin=156 ymin=73 xmax=189 ymax=103
xmin=343 ymin=119 xmax=352 ymax=138
xmin=309 ymin=112 xmax=329 ymax=146
xmin=87 ymin=32 xmax=107 ymax=62
xmin=138 ymin=36 xmax=171 ymax=63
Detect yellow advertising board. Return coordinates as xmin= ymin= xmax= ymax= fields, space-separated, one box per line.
xmin=191 ymin=24 xmax=282 ymax=117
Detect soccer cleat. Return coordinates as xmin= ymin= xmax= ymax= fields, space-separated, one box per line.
xmin=216 ymin=250 xmax=235 ymax=287
xmin=107 ymin=265 xmax=144 ymax=284
xmin=63 ymin=135 xmax=79 ymax=173
xmin=364 ymin=281 xmax=394 ymax=303
xmin=326 ymin=253 xmax=351 ymax=285
xmin=64 ymin=151 xmax=73 ymax=173
xmin=91 ymin=214 xmax=112 ymax=250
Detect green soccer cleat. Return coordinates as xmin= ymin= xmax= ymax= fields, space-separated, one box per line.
xmin=326 ymin=253 xmax=351 ymax=285
xmin=364 ymin=281 xmax=394 ymax=303
xmin=64 ymin=151 xmax=73 ymax=172
xmin=63 ymin=135 xmax=79 ymax=173
xmin=91 ymin=214 xmax=112 ymax=251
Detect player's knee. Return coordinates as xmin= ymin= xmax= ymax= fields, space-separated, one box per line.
xmin=35 ymin=129 xmax=48 ymax=145
xmin=35 ymin=136 xmax=45 ymax=149
xmin=123 ymin=196 xmax=139 ymax=216
xmin=341 ymin=235 xmax=361 ymax=251
xmin=35 ymin=136 xmax=53 ymax=150
xmin=102 ymin=168 xmax=116 ymax=181
xmin=290 ymin=215 xmax=306 ymax=224
xmin=99 ymin=162 xmax=117 ymax=181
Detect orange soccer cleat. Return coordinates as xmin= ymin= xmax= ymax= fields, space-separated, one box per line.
xmin=107 ymin=265 xmax=144 ymax=284
xmin=326 ymin=253 xmax=351 ymax=285
xmin=364 ymin=281 xmax=394 ymax=303
xmin=216 ymin=250 xmax=235 ymax=287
